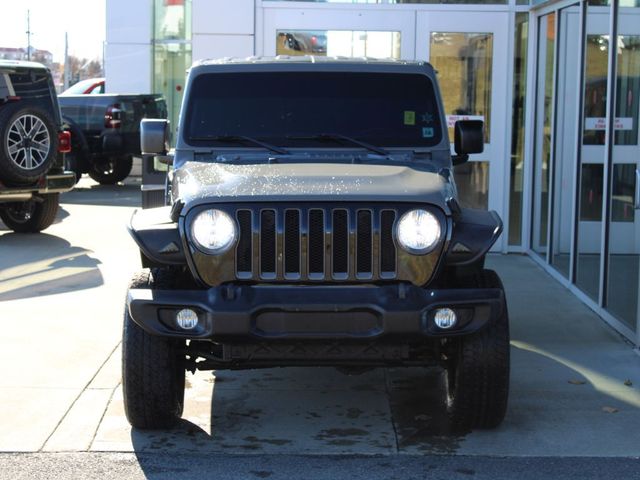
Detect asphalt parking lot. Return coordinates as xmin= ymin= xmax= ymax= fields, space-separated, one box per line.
xmin=1 ymin=178 xmax=639 ymax=478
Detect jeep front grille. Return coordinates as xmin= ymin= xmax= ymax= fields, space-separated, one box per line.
xmin=234 ymin=206 xmax=398 ymax=281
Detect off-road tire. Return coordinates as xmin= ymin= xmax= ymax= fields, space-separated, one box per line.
xmin=445 ymin=269 xmax=510 ymax=430
xmin=122 ymin=268 xmax=185 ymax=429
xmin=0 ymin=103 xmax=59 ymax=185
xmin=88 ymin=155 xmax=133 ymax=185
xmin=0 ymin=193 xmax=59 ymax=233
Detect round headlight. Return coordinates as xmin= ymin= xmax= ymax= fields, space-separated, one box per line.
xmin=396 ymin=209 xmax=441 ymax=254
xmin=191 ymin=209 xmax=237 ymax=254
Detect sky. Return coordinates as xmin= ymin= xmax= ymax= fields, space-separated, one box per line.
xmin=0 ymin=0 xmax=106 ymax=63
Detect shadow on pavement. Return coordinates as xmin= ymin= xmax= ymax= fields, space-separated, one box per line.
xmin=61 ymin=183 xmax=141 ymax=208
xmin=0 ymin=232 xmax=103 ymax=301
xmin=127 ymin=365 xmax=469 ymax=463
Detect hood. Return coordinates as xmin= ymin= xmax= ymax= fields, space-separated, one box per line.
xmin=173 ymin=161 xmax=453 ymax=213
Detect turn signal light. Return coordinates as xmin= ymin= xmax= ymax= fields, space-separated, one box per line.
xmin=58 ymin=131 xmax=72 ymax=153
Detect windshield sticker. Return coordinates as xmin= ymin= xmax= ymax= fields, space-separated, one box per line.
xmin=404 ymin=111 xmax=416 ymax=126
xmin=421 ymin=112 xmax=434 ymax=124
xmin=422 ymin=127 xmax=435 ymax=138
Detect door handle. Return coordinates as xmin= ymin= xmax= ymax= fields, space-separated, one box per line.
xmin=636 ymin=169 xmax=640 ymax=210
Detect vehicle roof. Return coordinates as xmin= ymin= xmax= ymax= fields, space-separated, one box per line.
xmin=0 ymin=59 xmax=49 ymax=71
xmin=191 ymin=56 xmax=435 ymax=75
xmin=195 ymin=56 xmax=428 ymax=67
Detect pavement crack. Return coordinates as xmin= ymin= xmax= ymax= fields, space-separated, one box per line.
xmin=383 ymin=369 xmax=400 ymax=453
xmin=39 ymin=342 xmax=122 ymax=452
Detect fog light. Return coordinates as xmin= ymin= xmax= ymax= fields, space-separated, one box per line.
xmin=434 ymin=308 xmax=457 ymax=329
xmin=176 ymin=309 xmax=199 ymax=330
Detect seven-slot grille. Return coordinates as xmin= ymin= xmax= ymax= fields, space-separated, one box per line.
xmin=235 ymin=206 xmax=398 ymax=281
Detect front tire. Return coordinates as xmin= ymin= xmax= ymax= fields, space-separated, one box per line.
xmin=445 ymin=269 xmax=510 ymax=430
xmin=122 ymin=268 xmax=185 ymax=429
xmin=0 ymin=193 xmax=59 ymax=233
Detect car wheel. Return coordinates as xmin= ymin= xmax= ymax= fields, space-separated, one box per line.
xmin=0 ymin=104 xmax=59 ymax=185
xmin=122 ymin=268 xmax=185 ymax=429
xmin=0 ymin=193 xmax=59 ymax=233
xmin=88 ymin=155 xmax=133 ymax=185
xmin=444 ymin=269 xmax=510 ymax=430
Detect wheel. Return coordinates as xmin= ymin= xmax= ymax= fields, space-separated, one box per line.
xmin=122 ymin=268 xmax=185 ymax=429
xmin=88 ymin=155 xmax=133 ymax=185
xmin=445 ymin=269 xmax=510 ymax=430
xmin=0 ymin=193 xmax=59 ymax=233
xmin=0 ymin=104 xmax=59 ymax=185
xmin=64 ymin=152 xmax=84 ymax=184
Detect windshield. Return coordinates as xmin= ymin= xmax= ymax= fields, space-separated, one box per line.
xmin=185 ymin=71 xmax=443 ymax=149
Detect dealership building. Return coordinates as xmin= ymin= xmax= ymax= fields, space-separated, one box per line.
xmin=105 ymin=0 xmax=640 ymax=346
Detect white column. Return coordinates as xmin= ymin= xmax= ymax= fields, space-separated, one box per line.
xmin=192 ymin=0 xmax=256 ymax=62
xmin=104 ymin=0 xmax=152 ymax=93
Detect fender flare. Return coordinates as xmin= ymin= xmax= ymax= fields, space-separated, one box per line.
xmin=128 ymin=207 xmax=186 ymax=266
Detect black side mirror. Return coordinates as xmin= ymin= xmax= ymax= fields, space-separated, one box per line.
xmin=453 ymin=120 xmax=484 ymax=166
xmin=141 ymin=119 xmax=171 ymax=155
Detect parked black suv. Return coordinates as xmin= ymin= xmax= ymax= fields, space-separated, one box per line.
xmin=0 ymin=60 xmax=75 ymax=233
xmin=124 ymin=58 xmax=510 ymax=431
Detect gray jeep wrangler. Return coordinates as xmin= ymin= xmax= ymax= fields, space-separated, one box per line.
xmin=124 ymin=57 xmax=509 ymax=431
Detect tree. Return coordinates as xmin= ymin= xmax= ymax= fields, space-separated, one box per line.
xmin=66 ymin=55 xmax=104 ymax=85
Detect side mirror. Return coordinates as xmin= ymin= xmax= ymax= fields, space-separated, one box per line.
xmin=453 ymin=120 xmax=484 ymax=166
xmin=141 ymin=119 xmax=170 ymax=155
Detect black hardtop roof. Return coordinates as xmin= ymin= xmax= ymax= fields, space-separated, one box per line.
xmin=0 ymin=59 xmax=49 ymax=72
xmin=190 ymin=55 xmax=436 ymax=76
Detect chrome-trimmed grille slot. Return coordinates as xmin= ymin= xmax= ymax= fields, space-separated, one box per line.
xmin=332 ymin=209 xmax=349 ymax=279
xmin=236 ymin=209 xmax=253 ymax=277
xmin=380 ymin=210 xmax=397 ymax=277
xmin=356 ymin=210 xmax=373 ymax=278
xmin=284 ymin=209 xmax=301 ymax=278
xmin=308 ymin=209 xmax=325 ymax=279
xmin=260 ymin=209 xmax=276 ymax=278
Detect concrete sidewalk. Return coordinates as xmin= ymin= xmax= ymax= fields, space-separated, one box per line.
xmin=1 ymin=185 xmax=639 ymax=457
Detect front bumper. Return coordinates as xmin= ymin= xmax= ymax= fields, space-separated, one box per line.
xmin=127 ymin=283 xmax=505 ymax=341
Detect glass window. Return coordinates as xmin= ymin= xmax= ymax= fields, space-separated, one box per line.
xmin=185 ymin=72 xmax=443 ymax=148
xmin=509 ymin=12 xmax=529 ymax=246
xmin=154 ymin=0 xmax=191 ymax=41
xmin=153 ymin=0 xmax=192 ymax=140
xmin=531 ymin=12 xmax=555 ymax=257
xmin=430 ymin=32 xmax=493 ymax=144
xmin=276 ymin=30 xmax=401 ymax=59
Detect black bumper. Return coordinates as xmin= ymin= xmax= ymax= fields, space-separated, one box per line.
xmin=127 ymin=284 xmax=504 ymax=341
xmin=0 ymin=172 xmax=75 ymax=199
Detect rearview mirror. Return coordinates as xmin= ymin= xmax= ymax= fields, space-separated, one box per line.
xmin=453 ymin=120 xmax=484 ymax=166
xmin=141 ymin=119 xmax=170 ymax=155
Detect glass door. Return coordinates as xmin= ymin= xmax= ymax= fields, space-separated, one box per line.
xmin=606 ymin=4 xmax=640 ymax=336
xmin=576 ymin=5 xmax=611 ymax=301
xmin=416 ymin=12 xmax=510 ymax=250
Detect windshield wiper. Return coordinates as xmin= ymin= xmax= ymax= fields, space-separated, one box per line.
xmin=287 ymin=134 xmax=389 ymax=156
xmin=190 ymin=135 xmax=290 ymax=155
